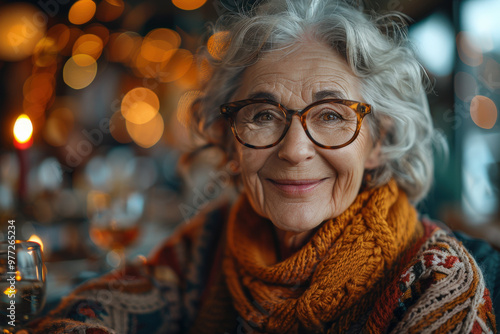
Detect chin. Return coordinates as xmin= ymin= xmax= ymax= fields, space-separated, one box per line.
xmin=269 ymin=213 xmax=325 ymax=233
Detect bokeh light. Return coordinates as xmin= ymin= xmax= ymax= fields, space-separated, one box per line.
xmin=133 ymin=51 xmax=157 ymax=78
xmin=121 ymin=87 xmax=160 ymax=124
xmin=72 ymin=34 xmax=104 ymax=65
xmin=60 ymin=27 xmax=83 ymax=56
xmin=33 ymin=37 xmax=58 ymax=67
xmin=68 ymin=0 xmax=97 ymax=25
xmin=46 ymin=24 xmax=71 ymax=52
xmin=175 ymin=63 xmax=200 ymax=90
xmin=0 ymin=3 xmax=46 ymax=61
xmin=207 ymin=31 xmax=230 ymax=61
xmin=126 ymin=112 xmax=164 ymax=148
xmin=13 ymin=114 xmax=33 ymax=144
xmin=461 ymin=0 xmax=500 ymax=53
xmin=158 ymin=49 xmax=193 ymax=83
xmin=96 ymin=0 xmax=125 ymax=22
xmin=172 ymin=0 xmax=207 ymax=11
xmin=23 ymin=73 xmax=55 ymax=105
xmin=107 ymin=32 xmax=141 ymax=63
xmin=457 ymin=32 xmax=483 ymax=67
xmin=43 ymin=107 xmax=75 ymax=146
xmin=141 ymin=28 xmax=181 ymax=62
xmin=85 ymin=24 xmax=110 ymax=46
xmin=409 ymin=13 xmax=454 ymax=76
xmin=122 ymin=3 xmax=153 ymax=31
xmin=63 ymin=54 xmax=98 ymax=89
xmin=23 ymin=102 xmax=46 ymax=121
xmin=470 ymin=95 xmax=498 ymax=129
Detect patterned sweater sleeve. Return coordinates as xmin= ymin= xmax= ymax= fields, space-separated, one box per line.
xmin=32 ymin=213 xmax=211 ymax=334
xmin=366 ymin=221 xmax=497 ymax=333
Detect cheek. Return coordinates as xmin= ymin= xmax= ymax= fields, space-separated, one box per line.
xmin=236 ymin=147 xmax=271 ymax=217
xmin=323 ymin=147 xmax=366 ymax=175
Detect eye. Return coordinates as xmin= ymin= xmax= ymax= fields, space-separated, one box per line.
xmin=320 ymin=110 xmax=341 ymax=121
xmin=253 ymin=110 xmax=278 ymax=123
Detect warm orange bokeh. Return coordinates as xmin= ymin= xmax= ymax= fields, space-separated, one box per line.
xmin=107 ymin=32 xmax=142 ymax=63
xmin=141 ymin=28 xmax=181 ymax=62
xmin=60 ymin=27 xmax=84 ymax=56
xmin=33 ymin=37 xmax=59 ymax=67
xmin=23 ymin=102 xmax=47 ymax=120
xmin=23 ymin=73 xmax=55 ymax=105
xmin=126 ymin=112 xmax=164 ymax=148
xmin=133 ymin=51 xmax=158 ymax=79
xmin=175 ymin=63 xmax=200 ymax=90
xmin=43 ymin=107 xmax=75 ymax=147
xmin=68 ymin=0 xmax=97 ymax=25
xmin=96 ymin=0 xmax=125 ymax=22
xmin=121 ymin=87 xmax=160 ymax=124
xmin=46 ymin=24 xmax=71 ymax=52
xmin=63 ymin=55 xmax=98 ymax=89
xmin=207 ymin=31 xmax=230 ymax=61
xmin=470 ymin=95 xmax=498 ymax=129
xmin=85 ymin=24 xmax=110 ymax=46
xmin=172 ymin=0 xmax=207 ymax=11
xmin=158 ymin=49 xmax=193 ymax=83
xmin=0 ymin=3 xmax=46 ymax=61
xmin=73 ymin=34 xmax=104 ymax=65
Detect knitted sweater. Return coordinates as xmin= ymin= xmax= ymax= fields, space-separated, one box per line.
xmin=34 ymin=203 xmax=498 ymax=333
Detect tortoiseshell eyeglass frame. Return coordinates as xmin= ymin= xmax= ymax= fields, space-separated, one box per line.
xmin=219 ymin=98 xmax=372 ymax=149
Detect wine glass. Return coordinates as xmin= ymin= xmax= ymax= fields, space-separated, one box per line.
xmin=0 ymin=240 xmax=46 ymax=333
xmin=88 ymin=191 xmax=143 ymax=269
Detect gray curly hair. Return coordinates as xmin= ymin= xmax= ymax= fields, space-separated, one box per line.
xmin=189 ymin=0 xmax=446 ymax=203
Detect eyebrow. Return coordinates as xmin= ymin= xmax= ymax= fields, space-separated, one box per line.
xmin=314 ymin=90 xmax=346 ymax=100
xmin=248 ymin=91 xmax=277 ymax=100
xmin=247 ymin=90 xmax=347 ymax=102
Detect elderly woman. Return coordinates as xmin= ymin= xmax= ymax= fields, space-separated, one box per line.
xmin=35 ymin=0 xmax=498 ymax=333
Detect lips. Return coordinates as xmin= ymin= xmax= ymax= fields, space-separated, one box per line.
xmin=267 ymin=178 xmax=326 ymax=196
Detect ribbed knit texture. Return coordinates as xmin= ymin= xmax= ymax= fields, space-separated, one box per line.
xmin=224 ymin=179 xmax=422 ymax=333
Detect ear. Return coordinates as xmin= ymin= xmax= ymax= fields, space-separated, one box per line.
xmin=364 ymin=140 xmax=382 ymax=169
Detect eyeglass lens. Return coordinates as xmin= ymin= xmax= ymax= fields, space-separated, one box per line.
xmin=233 ymin=101 xmax=358 ymax=147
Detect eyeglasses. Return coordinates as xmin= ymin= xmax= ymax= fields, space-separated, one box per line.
xmin=220 ymin=98 xmax=372 ymax=149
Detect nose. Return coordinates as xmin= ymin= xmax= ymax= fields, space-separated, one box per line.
xmin=277 ymin=116 xmax=316 ymax=164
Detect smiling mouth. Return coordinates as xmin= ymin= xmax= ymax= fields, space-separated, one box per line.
xmin=267 ymin=178 xmax=326 ymax=196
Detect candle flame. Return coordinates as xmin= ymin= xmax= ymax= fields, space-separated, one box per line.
xmin=28 ymin=234 xmax=44 ymax=252
xmin=13 ymin=114 xmax=33 ymax=144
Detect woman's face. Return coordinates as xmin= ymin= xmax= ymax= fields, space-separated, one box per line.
xmin=232 ymin=39 xmax=381 ymax=233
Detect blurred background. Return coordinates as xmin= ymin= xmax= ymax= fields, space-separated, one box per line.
xmin=0 ymin=0 xmax=498 ymax=307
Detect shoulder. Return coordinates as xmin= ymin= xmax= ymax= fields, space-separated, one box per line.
xmin=368 ymin=220 xmax=497 ymax=333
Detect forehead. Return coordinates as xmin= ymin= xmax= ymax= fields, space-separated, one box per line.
xmin=235 ymin=40 xmax=361 ymax=103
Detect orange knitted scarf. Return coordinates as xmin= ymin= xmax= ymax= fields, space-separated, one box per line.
xmin=223 ymin=180 xmax=423 ymax=333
